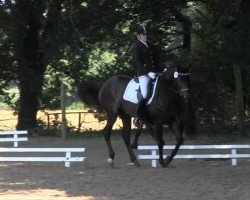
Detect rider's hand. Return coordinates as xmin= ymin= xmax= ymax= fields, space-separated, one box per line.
xmin=148 ymin=72 xmax=156 ymax=79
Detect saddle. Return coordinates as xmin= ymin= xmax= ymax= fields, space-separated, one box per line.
xmin=123 ymin=77 xmax=159 ymax=105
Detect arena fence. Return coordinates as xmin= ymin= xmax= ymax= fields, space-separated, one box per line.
xmin=137 ymin=144 xmax=250 ymax=167
xmin=0 ymin=147 xmax=86 ymax=167
xmin=0 ymin=130 xmax=28 ymax=147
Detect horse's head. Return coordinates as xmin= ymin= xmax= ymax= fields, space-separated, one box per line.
xmin=160 ymin=66 xmax=191 ymax=102
xmin=176 ymin=66 xmax=191 ymax=102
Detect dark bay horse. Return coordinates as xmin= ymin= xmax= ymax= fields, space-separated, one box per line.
xmin=78 ymin=67 xmax=196 ymax=167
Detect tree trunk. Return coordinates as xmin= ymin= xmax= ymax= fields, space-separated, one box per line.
xmin=169 ymin=5 xmax=192 ymax=51
xmin=15 ymin=1 xmax=45 ymax=130
xmin=233 ymin=64 xmax=246 ymax=133
xmin=16 ymin=69 xmax=44 ymax=130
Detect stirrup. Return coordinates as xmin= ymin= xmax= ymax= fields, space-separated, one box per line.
xmin=133 ymin=117 xmax=141 ymax=127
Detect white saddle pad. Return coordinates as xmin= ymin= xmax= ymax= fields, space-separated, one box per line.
xmin=123 ymin=78 xmax=159 ymax=105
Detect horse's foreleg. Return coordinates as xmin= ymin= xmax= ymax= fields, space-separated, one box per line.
xmin=131 ymin=123 xmax=143 ymax=149
xmin=154 ymin=121 xmax=165 ymax=167
xmin=121 ymin=115 xmax=140 ymax=167
xmin=165 ymin=120 xmax=184 ymax=166
xmin=103 ymin=114 xmax=117 ymax=166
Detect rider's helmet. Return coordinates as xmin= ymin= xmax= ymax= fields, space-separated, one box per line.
xmin=136 ymin=24 xmax=147 ymax=35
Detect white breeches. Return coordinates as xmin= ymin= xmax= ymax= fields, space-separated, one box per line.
xmin=138 ymin=75 xmax=150 ymax=99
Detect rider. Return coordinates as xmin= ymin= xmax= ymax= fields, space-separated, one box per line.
xmin=132 ymin=24 xmax=163 ymax=127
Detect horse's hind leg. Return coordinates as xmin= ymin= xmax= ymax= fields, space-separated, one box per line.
xmin=103 ymin=113 xmax=117 ymax=165
xmin=120 ymin=113 xmax=140 ymax=167
xmin=165 ymin=120 xmax=184 ymax=166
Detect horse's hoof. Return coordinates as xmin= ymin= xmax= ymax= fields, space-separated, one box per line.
xmin=132 ymin=160 xmax=140 ymax=167
xmin=161 ymin=164 xmax=167 ymax=168
xmin=159 ymin=159 xmax=166 ymax=168
xmin=164 ymin=157 xmax=171 ymax=166
xmin=107 ymin=158 xmax=114 ymax=167
xmin=160 ymin=160 xmax=167 ymax=168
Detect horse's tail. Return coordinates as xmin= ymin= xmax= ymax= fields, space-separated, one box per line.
xmin=77 ymin=82 xmax=102 ymax=106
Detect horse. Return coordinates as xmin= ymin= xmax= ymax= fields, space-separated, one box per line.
xmin=77 ymin=66 xmax=196 ymax=167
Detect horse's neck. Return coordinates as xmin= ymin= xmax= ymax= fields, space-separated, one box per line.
xmin=158 ymin=77 xmax=177 ymax=93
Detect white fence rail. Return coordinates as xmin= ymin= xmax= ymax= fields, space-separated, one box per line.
xmin=0 ymin=131 xmax=28 ymax=147
xmin=0 ymin=147 xmax=86 ymax=167
xmin=138 ymin=144 xmax=250 ymax=167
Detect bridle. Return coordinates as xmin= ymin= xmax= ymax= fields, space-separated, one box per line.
xmin=156 ymin=69 xmax=191 ymax=98
xmin=177 ymin=72 xmax=191 ymax=97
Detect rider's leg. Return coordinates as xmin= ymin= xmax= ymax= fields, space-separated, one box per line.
xmin=138 ymin=75 xmax=150 ymax=100
xmin=133 ymin=75 xmax=150 ymax=127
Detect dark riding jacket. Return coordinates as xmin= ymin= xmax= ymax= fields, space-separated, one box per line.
xmin=132 ymin=40 xmax=162 ymax=77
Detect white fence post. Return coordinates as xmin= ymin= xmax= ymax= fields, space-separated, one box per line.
xmin=231 ymin=149 xmax=237 ymax=166
xmin=152 ymin=150 xmax=157 ymax=168
xmin=65 ymin=151 xmax=71 ymax=167
xmin=13 ymin=133 xmax=18 ymax=147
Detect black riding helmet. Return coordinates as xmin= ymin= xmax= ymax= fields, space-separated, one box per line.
xmin=136 ymin=24 xmax=147 ymax=35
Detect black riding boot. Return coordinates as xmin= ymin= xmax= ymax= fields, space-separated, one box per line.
xmin=133 ymin=98 xmax=152 ymax=127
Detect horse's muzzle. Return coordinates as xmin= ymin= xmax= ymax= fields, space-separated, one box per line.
xmin=180 ymin=89 xmax=190 ymax=102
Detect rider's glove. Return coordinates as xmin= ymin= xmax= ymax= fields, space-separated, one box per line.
xmin=148 ymin=72 xmax=156 ymax=79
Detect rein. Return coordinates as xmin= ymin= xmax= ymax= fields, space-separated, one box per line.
xmin=178 ymin=72 xmax=191 ymax=76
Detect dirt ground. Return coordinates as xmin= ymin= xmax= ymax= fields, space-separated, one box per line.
xmin=0 ymin=133 xmax=250 ymax=200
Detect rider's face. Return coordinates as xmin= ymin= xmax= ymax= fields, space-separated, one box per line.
xmin=138 ymin=33 xmax=147 ymax=42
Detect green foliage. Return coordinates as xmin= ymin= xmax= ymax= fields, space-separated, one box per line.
xmin=67 ymin=102 xmax=85 ymax=110
xmin=0 ymin=86 xmax=19 ymax=110
xmin=86 ymin=46 xmax=118 ymax=79
xmin=41 ymin=61 xmax=76 ymax=109
xmin=191 ymin=1 xmax=250 ymax=127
